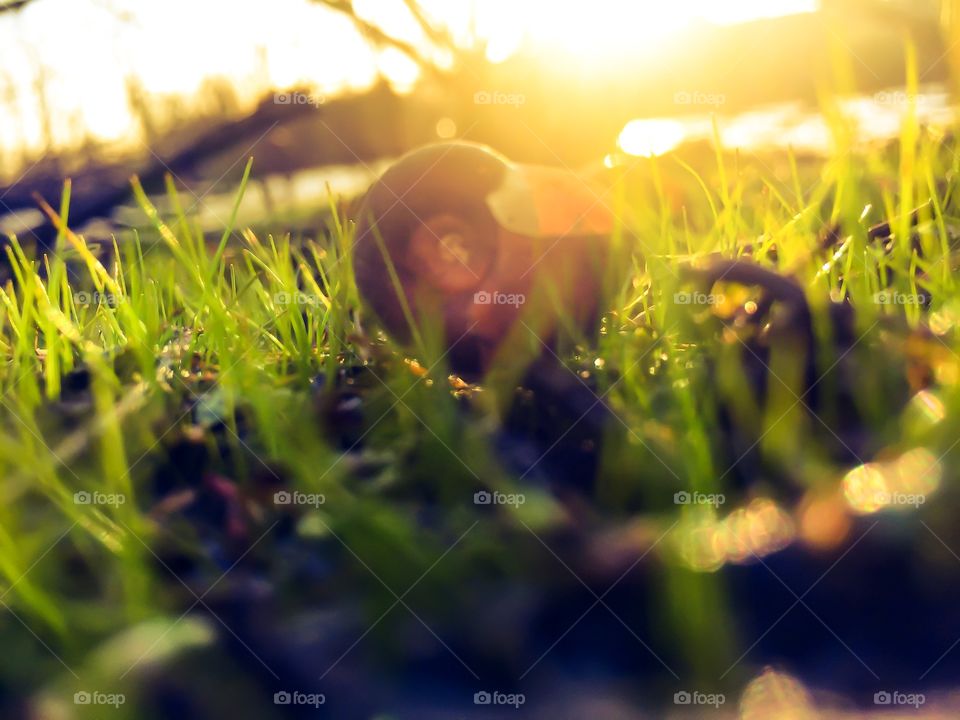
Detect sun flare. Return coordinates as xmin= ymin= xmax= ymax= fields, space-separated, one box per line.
xmin=467 ymin=0 xmax=819 ymax=64
xmin=0 ymin=0 xmax=820 ymax=155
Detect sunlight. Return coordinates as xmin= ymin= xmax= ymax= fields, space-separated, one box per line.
xmin=618 ymin=118 xmax=689 ymax=157
xmin=471 ymin=0 xmax=819 ymax=64
xmin=0 ymin=0 xmax=821 ymax=156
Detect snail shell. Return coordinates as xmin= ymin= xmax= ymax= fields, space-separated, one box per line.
xmin=353 ymin=142 xmax=619 ymax=376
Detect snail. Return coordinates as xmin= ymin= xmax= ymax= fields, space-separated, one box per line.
xmin=352 ymin=142 xmax=621 ymax=376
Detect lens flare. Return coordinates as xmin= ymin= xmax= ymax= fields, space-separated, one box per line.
xmin=906 ymin=390 xmax=946 ymax=430
xmin=618 ymin=119 xmax=687 ymax=157
xmin=676 ymin=498 xmax=794 ymax=571
xmin=797 ymin=490 xmax=851 ymax=551
xmin=842 ymin=448 xmax=942 ymax=515
xmin=740 ymin=667 xmax=817 ymax=720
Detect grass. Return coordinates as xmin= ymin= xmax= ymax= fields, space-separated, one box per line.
xmin=2 ymin=71 xmax=960 ymax=717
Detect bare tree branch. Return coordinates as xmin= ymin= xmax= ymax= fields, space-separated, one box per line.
xmin=0 ymin=0 xmax=32 ymax=13
xmin=400 ymin=0 xmax=454 ymax=52
xmin=312 ymin=0 xmax=453 ymax=71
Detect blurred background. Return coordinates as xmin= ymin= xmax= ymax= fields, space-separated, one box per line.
xmin=0 ymin=0 xmax=954 ymax=243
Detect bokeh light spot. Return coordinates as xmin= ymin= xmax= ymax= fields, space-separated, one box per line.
xmin=618 ymin=119 xmax=686 ymax=157
xmin=435 ymin=117 xmax=457 ymax=139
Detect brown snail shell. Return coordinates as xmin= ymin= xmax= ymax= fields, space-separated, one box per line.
xmin=353 ymin=142 xmax=619 ymax=376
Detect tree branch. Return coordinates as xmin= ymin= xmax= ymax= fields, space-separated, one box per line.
xmin=312 ymin=0 xmax=452 ymax=71
xmin=0 ymin=0 xmax=32 ymax=13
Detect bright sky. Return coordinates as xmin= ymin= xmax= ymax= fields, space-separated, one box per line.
xmin=0 ymin=0 xmax=818 ymax=160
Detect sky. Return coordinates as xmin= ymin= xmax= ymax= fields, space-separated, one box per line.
xmin=0 ymin=0 xmax=818 ymax=160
